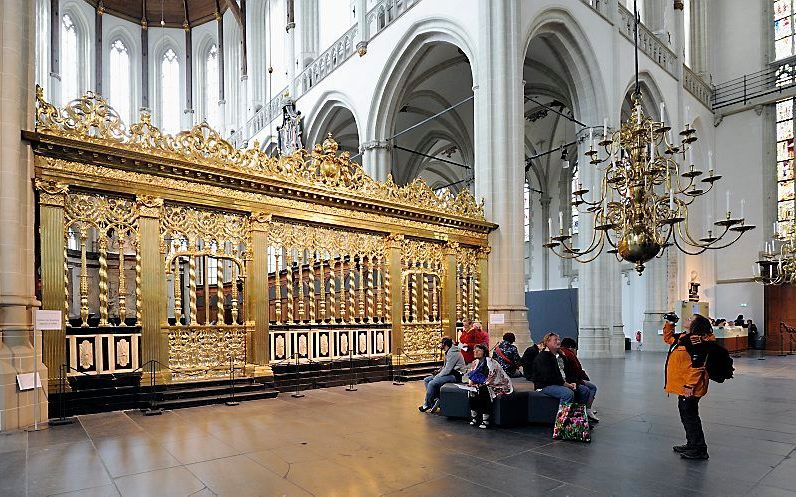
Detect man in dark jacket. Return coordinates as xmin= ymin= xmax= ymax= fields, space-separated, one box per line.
xmin=532 ymin=332 xmax=591 ymax=406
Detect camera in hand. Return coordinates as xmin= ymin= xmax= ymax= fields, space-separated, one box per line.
xmin=663 ymin=312 xmax=679 ymax=324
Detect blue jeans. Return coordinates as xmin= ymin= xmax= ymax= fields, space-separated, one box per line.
xmin=582 ymin=381 xmax=598 ymax=407
xmin=423 ymin=374 xmax=457 ymax=407
xmin=541 ymin=384 xmax=591 ymax=405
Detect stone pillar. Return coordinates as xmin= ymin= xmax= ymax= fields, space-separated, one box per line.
xmin=136 ymin=196 xmax=166 ymax=369
xmin=360 ymin=140 xmax=391 ymax=181
xmin=642 ymin=254 xmax=669 ymax=352
xmin=688 ymin=0 xmax=709 ymax=77
xmin=539 ymin=195 xmax=551 ymax=290
xmin=296 ymin=0 xmax=318 ymax=68
xmin=34 ymin=179 xmax=69 ymax=386
xmin=286 ymin=0 xmax=297 ymax=97
xmin=1 ymin=0 xmax=42 ymax=431
xmin=575 ymin=130 xmax=616 ymax=359
xmin=248 ymin=212 xmax=271 ymax=368
xmin=473 ymin=1 xmax=528 ymax=347
xmin=442 ymin=242 xmax=457 ymax=340
xmin=386 ymin=234 xmax=403 ymax=356
xmin=355 ymin=0 xmax=369 ymax=56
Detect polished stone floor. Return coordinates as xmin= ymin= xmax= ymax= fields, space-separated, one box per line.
xmin=2 ymin=351 xmax=796 ymax=497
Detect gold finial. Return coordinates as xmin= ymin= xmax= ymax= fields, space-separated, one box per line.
xmin=322 ymin=133 xmax=339 ymax=154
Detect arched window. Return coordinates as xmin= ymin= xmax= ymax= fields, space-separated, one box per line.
xmin=61 ymin=14 xmax=79 ymax=104
xmin=205 ymin=44 xmax=220 ymax=129
xmin=35 ymin=0 xmax=49 ymax=91
xmin=109 ymin=39 xmax=131 ymax=125
xmin=774 ymin=0 xmax=796 ymax=60
xmin=160 ymin=48 xmax=181 ymax=134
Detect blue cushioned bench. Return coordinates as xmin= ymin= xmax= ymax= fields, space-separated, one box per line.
xmin=439 ymin=381 xmax=559 ymax=426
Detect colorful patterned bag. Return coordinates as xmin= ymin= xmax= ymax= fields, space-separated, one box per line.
xmin=552 ymin=402 xmax=591 ymax=443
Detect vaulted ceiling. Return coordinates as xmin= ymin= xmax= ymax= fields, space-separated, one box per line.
xmin=85 ymin=0 xmax=227 ymax=28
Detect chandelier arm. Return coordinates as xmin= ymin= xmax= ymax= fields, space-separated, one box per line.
xmin=558 ymin=225 xmax=603 ymax=257
xmin=671 ymin=234 xmax=710 ymax=256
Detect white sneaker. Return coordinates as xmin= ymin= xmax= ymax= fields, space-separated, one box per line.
xmin=587 ymin=408 xmax=600 ymax=422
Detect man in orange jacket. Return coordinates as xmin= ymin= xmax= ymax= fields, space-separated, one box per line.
xmin=663 ymin=312 xmax=714 ymax=460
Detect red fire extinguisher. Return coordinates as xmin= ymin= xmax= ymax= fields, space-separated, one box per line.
xmin=635 ymin=330 xmax=642 ymax=343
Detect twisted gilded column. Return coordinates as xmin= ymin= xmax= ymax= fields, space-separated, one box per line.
xmin=308 ymin=251 xmax=316 ymax=323
xmin=118 ymin=238 xmax=127 ymax=324
xmin=98 ymin=236 xmax=109 ymax=326
xmin=273 ymin=253 xmax=282 ymax=323
xmin=285 ymin=254 xmax=295 ymax=323
xmin=79 ymin=225 xmax=89 ymax=327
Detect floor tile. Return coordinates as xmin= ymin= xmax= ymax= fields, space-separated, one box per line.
xmin=114 ymin=466 xmax=207 ymax=497
xmin=187 ymin=454 xmax=312 ymax=497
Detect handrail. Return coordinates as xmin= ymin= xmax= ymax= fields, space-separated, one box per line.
xmin=230 ymin=0 xmax=422 ymax=149
xmin=712 ymin=59 xmax=796 ymax=110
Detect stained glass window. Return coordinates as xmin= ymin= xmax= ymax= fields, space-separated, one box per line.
xmin=776 ymin=99 xmax=796 ymax=235
xmin=160 ymin=48 xmax=180 ymax=134
xmin=109 ymin=39 xmax=131 ymax=125
xmin=61 ymin=14 xmax=78 ymax=104
xmin=774 ymin=0 xmax=795 ymax=60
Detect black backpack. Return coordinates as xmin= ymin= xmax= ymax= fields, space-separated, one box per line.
xmin=674 ymin=337 xmax=735 ymax=383
xmin=702 ymin=342 xmax=734 ymax=383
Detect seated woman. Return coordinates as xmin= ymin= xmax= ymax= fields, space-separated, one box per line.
xmin=560 ymin=337 xmax=599 ymax=422
xmin=532 ymin=332 xmax=591 ymax=407
xmin=419 ymin=337 xmax=468 ymax=413
xmin=493 ymin=332 xmax=523 ymax=377
xmin=467 ymin=344 xmax=513 ymax=429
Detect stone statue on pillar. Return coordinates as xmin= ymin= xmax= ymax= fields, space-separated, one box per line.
xmin=688 ymin=270 xmax=700 ymax=302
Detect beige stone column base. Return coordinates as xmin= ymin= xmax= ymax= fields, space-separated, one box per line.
xmin=1 ymin=326 xmax=49 ymax=432
xmin=577 ymin=326 xmax=612 ymax=359
xmin=486 ymin=306 xmax=529 ymax=353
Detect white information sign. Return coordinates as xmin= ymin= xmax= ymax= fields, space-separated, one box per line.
xmin=34 ymin=310 xmax=62 ymax=331
xmin=489 ymin=313 xmax=505 ymax=325
xmin=16 ymin=372 xmax=42 ymax=391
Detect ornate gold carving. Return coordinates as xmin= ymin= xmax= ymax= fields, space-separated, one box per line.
xmin=167 ymin=325 xmax=247 ymax=378
xmin=34 ymin=87 xmax=485 ymax=221
xmin=34 ymin=178 xmax=69 ymax=206
xmin=136 ymin=195 xmax=164 ymax=218
xmin=402 ymin=324 xmax=443 ymax=362
xmin=41 ymin=157 xmax=488 ymax=242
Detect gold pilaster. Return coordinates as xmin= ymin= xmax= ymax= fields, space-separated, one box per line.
xmin=477 ymin=247 xmax=490 ymax=324
xmin=387 ymin=234 xmax=403 ymax=355
xmin=137 ymin=195 xmax=165 ymax=368
xmin=135 ymin=239 xmax=142 ymax=325
xmin=249 ymin=212 xmax=271 ymax=365
xmin=442 ymin=242 xmax=458 ymax=339
xmin=35 ymin=179 xmax=69 ymax=385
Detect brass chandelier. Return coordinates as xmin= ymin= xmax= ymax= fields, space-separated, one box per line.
xmin=755 ymin=227 xmax=796 ymax=285
xmin=543 ymin=0 xmax=754 ymax=274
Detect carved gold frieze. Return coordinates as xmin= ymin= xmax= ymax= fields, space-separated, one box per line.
xmin=38 ymin=157 xmax=488 ymax=243
xmin=401 ymin=323 xmax=443 ymax=362
xmin=34 ymin=86 xmax=485 ymax=222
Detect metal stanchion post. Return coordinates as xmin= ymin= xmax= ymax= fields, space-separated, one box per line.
xmin=392 ymin=349 xmax=404 ymax=386
xmin=144 ymin=361 xmax=163 ymax=416
xmin=225 ymin=354 xmax=239 ymax=406
xmin=49 ymin=364 xmax=75 ymax=426
xmin=291 ymin=352 xmax=305 ymax=398
xmin=345 ymin=349 xmax=357 ymax=392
